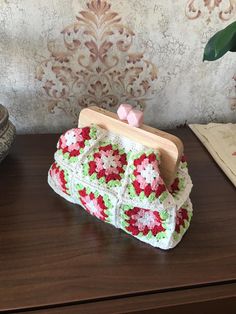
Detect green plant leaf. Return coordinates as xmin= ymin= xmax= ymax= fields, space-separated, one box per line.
xmin=230 ymin=36 xmax=236 ymax=52
xmin=203 ymin=21 xmax=236 ymax=61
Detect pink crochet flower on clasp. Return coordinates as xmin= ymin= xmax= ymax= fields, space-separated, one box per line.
xmin=58 ymin=127 xmax=91 ymax=157
xmin=79 ymin=188 xmax=108 ymax=221
xmin=125 ymin=207 xmax=165 ymax=236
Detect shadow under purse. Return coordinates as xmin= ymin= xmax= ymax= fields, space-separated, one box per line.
xmin=48 ymin=106 xmax=193 ymax=249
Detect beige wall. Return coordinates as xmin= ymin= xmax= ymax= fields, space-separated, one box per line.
xmin=0 ymin=0 xmax=235 ymax=133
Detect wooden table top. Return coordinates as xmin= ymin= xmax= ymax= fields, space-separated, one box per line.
xmin=0 ymin=128 xmax=235 ymax=313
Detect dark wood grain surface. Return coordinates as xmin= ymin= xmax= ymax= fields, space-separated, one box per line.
xmin=0 ymin=128 xmax=235 ymax=313
xmin=22 ymin=283 xmax=236 ymax=314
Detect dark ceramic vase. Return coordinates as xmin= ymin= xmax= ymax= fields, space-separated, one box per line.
xmin=0 ymin=104 xmax=16 ymax=162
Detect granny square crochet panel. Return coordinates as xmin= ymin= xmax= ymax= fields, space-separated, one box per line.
xmin=48 ymin=125 xmax=193 ymax=250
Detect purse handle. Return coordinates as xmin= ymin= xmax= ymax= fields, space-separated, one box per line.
xmin=78 ymin=106 xmax=183 ymax=186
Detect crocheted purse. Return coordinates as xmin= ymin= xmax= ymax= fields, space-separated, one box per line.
xmin=48 ymin=110 xmax=193 ymax=250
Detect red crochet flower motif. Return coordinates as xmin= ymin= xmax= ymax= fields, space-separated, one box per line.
xmin=181 ymin=155 xmax=187 ymax=163
xmin=58 ymin=127 xmax=91 ymax=157
xmin=88 ymin=144 xmax=127 ymax=183
xmin=175 ymin=207 xmax=189 ymax=233
xmin=125 ymin=207 xmax=165 ymax=236
xmin=132 ymin=153 xmax=166 ymax=197
xmin=49 ymin=162 xmax=68 ymax=194
xmin=78 ymin=188 xmax=108 ymax=221
xmin=169 ymin=177 xmax=180 ymax=194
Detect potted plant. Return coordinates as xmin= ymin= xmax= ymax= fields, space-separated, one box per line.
xmin=203 ymin=21 xmax=236 ymax=61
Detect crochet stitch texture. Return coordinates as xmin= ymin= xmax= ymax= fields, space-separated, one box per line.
xmin=48 ymin=125 xmax=193 ymax=249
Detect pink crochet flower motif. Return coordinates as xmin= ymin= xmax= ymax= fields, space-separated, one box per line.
xmin=175 ymin=207 xmax=189 ymax=233
xmin=78 ymin=188 xmax=108 ymax=221
xmin=58 ymin=127 xmax=91 ymax=157
xmin=133 ymin=153 xmax=166 ymax=197
xmin=125 ymin=207 xmax=165 ymax=236
xmin=49 ymin=162 xmax=69 ymax=195
xmin=88 ymin=144 xmax=127 ymax=183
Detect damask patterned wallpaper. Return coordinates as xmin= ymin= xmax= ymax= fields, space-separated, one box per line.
xmin=0 ymin=0 xmax=235 ymax=133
